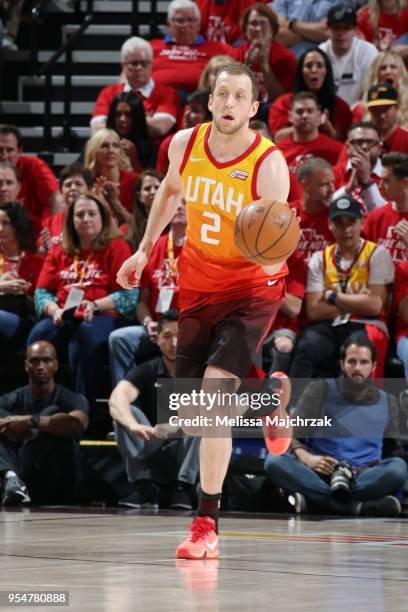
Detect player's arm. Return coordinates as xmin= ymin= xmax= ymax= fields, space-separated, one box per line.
xmin=256 ymin=149 xmax=291 ymax=275
xmin=116 ymin=128 xmax=193 ymax=288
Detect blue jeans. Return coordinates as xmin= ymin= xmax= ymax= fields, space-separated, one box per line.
xmin=27 ymin=315 xmax=128 ymax=403
xmin=264 ymin=452 xmax=408 ymax=514
xmin=0 ymin=309 xmax=33 ymax=350
xmin=108 ymin=324 xmax=159 ymax=386
xmin=396 ymin=336 xmax=408 ymax=381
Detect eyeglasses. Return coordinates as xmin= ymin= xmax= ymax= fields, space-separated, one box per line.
xmin=349 ymin=138 xmax=381 ymax=148
xmin=170 ymin=17 xmax=199 ymax=25
xmin=124 ymin=60 xmax=152 ymax=69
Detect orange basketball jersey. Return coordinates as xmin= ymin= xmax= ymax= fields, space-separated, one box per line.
xmin=178 ymin=122 xmax=288 ymax=293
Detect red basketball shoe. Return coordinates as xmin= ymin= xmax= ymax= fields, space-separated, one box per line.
xmin=175 ymin=516 xmax=219 ymax=560
xmin=262 ymin=371 xmax=292 ymax=455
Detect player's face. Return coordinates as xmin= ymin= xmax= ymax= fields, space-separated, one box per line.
xmin=209 ymin=73 xmax=258 ymax=135
xmin=61 ymin=174 xmax=89 ymax=206
xmin=138 ymin=174 xmax=161 ymax=210
xmin=380 ymin=165 xmax=404 ymax=202
xmin=122 ymin=48 xmax=152 ymax=89
xmin=340 ymin=345 xmax=375 ymax=386
xmin=377 ymin=54 xmax=400 ymax=87
xmin=328 ymin=215 xmax=362 ymax=248
xmin=369 ymin=103 xmax=398 ymax=134
xmin=306 ymin=167 xmax=335 ymax=207
xmin=329 ymin=23 xmax=355 ymax=55
xmin=73 ymin=197 xmax=103 ymax=242
xmin=0 ymin=168 xmax=20 ymax=204
xmin=347 ymin=127 xmax=382 ymax=167
xmin=290 ymin=99 xmax=321 ymax=134
xmin=157 ymin=321 xmax=178 ymax=362
xmin=0 ymin=134 xmax=20 ymax=166
xmin=302 ymin=51 xmax=327 ymax=92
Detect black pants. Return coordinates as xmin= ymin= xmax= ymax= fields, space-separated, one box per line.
xmin=0 ymin=406 xmax=83 ymax=504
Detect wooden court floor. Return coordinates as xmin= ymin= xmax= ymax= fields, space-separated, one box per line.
xmin=0 ymin=508 xmax=407 ymax=612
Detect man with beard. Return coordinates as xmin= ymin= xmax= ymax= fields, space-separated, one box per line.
xmin=0 ymin=341 xmax=89 ymax=505
xmin=265 ymin=332 xmax=408 ymax=517
xmin=117 ymin=62 xmax=293 ymax=559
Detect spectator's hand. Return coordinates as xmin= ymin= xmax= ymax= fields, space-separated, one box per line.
xmin=350 ymin=150 xmax=371 ymax=185
xmin=121 ymin=138 xmax=139 ymax=170
xmin=80 ymin=300 xmax=97 ymax=322
xmin=301 ymin=452 xmax=338 ymax=475
xmin=40 ymin=227 xmax=53 ymax=253
xmin=0 ymin=276 xmax=31 ymax=294
xmin=52 ymin=307 xmax=65 ymax=327
xmin=395 ymin=219 xmax=408 ymax=245
xmin=128 ymin=422 xmax=157 ymax=441
xmin=116 ymin=250 xmax=149 ymax=288
xmin=345 ymin=166 xmax=358 ymax=195
xmin=319 ymin=110 xmax=336 ymax=139
xmin=273 ymin=335 xmax=294 ymax=353
xmin=0 ymin=415 xmax=33 ymax=440
xmin=245 ymin=40 xmax=272 ymax=71
xmin=146 ymin=320 xmax=158 ymax=342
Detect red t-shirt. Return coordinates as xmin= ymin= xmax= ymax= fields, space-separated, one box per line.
xmin=277 ymin=133 xmax=343 ymax=173
xmin=393 ymin=260 xmax=408 ymax=341
xmin=36 ymin=236 xmax=133 ymax=307
xmin=119 ymin=170 xmax=139 ymax=214
xmin=156 ymin=133 xmax=173 ymax=175
xmin=140 ymin=233 xmax=182 ymax=320
xmin=363 ymin=202 xmax=408 ymax=263
xmin=0 ymin=251 xmax=44 ymax=297
xmin=357 ymin=6 xmax=408 ymax=48
xmin=271 ymin=248 xmax=307 ymax=334
xmin=91 ymin=81 xmax=179 ymax=122
xmin=290 ymin=199 xmax=332 ymax=263
xmin=151 ymin=37 xmax=230 ymax=92
xmin=383 ymin=126 xmax=408 ymax=154
xmin=197 ymin=0 xmax=261 ymax=44
xmin=41 ymin=210 xmax=65 ymax=247
xmin=232 ymin=41 xmax=296 ymax=103
xmin=268 ymin=92 xmax=352 ymax=140
xmin=17 ymin=156 xmax=60 ymax=235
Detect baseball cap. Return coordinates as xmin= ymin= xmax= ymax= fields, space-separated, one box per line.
xmin=367 ymin=83 xmax=398 ymax=107
xmin=329 ymin=195 xmax=362 ymax=219
xmin=327 ymin=5 xmax=357 ymax=26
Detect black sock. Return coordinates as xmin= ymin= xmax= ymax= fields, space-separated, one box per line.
xmin=197 ymin=489 xmax=221 ymax=533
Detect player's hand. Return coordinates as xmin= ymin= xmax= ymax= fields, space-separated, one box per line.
xmin=116 ymin=250 xmax=148 ymax=288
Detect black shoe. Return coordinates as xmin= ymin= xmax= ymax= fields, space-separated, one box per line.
xmin=288 ymin=492 xmax=308 ymax=514
xmin=170 ymin=483 xmax=194 ymax=510
xmin=358 ymin=495 xmax=401 ymax=518
xmin=2 ymin=475 xmax=31 ymax=506
xmin=118 ymin=481 xmax=159 ymax=509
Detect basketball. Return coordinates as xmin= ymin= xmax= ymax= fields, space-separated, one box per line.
xmin=234 ymin=199 xmax=300 ymax=265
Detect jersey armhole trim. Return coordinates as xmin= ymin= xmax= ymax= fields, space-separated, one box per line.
xmin=179 ymin=124 xmax=201 ymax=175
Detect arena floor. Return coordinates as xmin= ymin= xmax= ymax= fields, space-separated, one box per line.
xmin=0 ymin=508 xmax=407 ymax=611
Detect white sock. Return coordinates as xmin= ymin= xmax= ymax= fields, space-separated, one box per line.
xmin=5 ymin=470 xmax=17 ymax=479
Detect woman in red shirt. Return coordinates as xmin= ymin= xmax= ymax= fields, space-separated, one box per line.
xmin=28 ymin=194 xmax=138 ymax=406
xmin=84 ymin=128 xmax=139 ymax=225
xmin=0 ymin=202 xmax=44 ymax=351
xmin=357 ymin=0 xmax=408 ymax=53
xmin=268 ymin=48 xmax=352 ymax=142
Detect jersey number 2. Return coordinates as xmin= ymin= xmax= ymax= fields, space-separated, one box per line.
xmin=201 ymin=212 xmax=220 ymax=245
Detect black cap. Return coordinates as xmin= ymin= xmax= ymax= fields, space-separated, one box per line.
xmin=329 ymin=195 xmax=362 ymax=219
xmin=327 ymin=5 xmax=357 ymax=26
xmin=367 ymin=83 xmax=398 ymax=107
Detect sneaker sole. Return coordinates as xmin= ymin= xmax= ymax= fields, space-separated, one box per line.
xmin=175 ymin=546 xmax=219 ymax=560
xmin=2 ymin=491 xmax=31 ymax=506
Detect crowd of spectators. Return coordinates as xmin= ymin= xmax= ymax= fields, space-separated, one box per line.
xmin=1 ymin=0 xmax=408 ymax=512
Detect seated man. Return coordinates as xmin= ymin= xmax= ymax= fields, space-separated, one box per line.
xmin=150 ymin=0 xmax=230 ymax=95
xmin=277 ymin=92 xmax=343 ymax=173
xmin=290 ymin=195 xmax=394 ymax=380
xmin=91 ymin=36 xmax=179 ymax=139
xmin=364 ymin=152 xmax=408 ymax=264
xmin=274 ymin=0 xmax=333 ymax=57
xmin=266 ymin=333 xmax=408 ymax=517
xmin=0 ymin=160 xmax=20 ymax=204
xmin=365 ymin=83 xmax=408 ymax=154
xmin=333 ymin=122 xmax=386 ymax=213
xmin=0 ymin=341 xmax=89 ymax=505
xmin=109 ymin=310 xmax=199 ymax=510
xmin=0 ymin=124 xmax=64 ymax=236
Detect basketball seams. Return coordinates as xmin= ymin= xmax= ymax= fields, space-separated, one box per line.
xmin=254 ymin=200 xmax=277 ymax=255
xmin=238 ymin=204 xmax=253 ymax=259
xmin=255 ymin=210 xmax=295 ymax=258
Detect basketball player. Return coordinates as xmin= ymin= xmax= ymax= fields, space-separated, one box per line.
xmin=117 ymin=63 xmax=292 ymax=559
